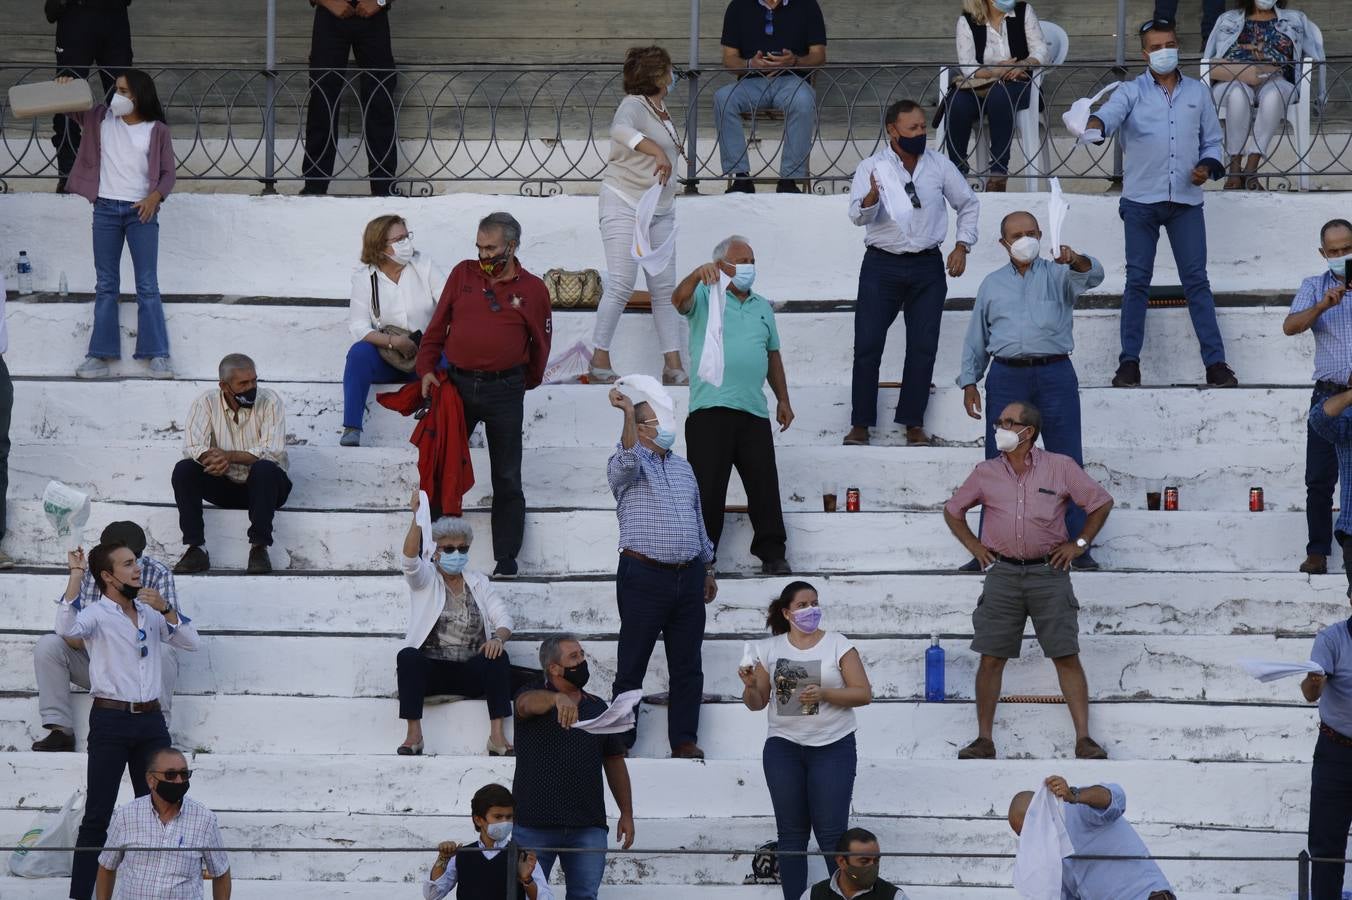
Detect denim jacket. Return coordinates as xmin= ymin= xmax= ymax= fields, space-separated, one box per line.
xmin=1203 ymin=8 xmax=1325 ymax=67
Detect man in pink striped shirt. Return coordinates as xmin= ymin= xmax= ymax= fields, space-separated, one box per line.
xmin=942 ymin=401 xmax=1114 ymax=761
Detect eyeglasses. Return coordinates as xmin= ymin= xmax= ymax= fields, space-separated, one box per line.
xmin=137 ymin=627 xmax=148 ymax=659
xmin=152 ymin=769 xmax=192 ymax=781
xmin=437 ymin=544 xmax=471 ymax=554
xmin=1139 ymin=16 xmax=1175 ymax=33
xmin=483 ymin=287 xmax=502 ymax=313
xmin=764 ymin=8 xmax=774 ymax=35
xmin=995 ymin=418 xmax=1029 ymax=429
xmin=903 ymin=181 xmax=921 ymax=209
xmin=387 ymin=231 xmax=412 ymax=244
xmin=413 ymin=397 xmax=433 ymax=420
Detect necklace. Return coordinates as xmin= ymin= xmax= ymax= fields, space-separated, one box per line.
xmin=643 ymin=96 xmax=688 ymax=164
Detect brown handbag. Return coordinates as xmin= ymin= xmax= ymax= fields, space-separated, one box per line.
xmin=543 ymin=268 xmax=603 ymax=309
xmin=370 ymin=271 xmax=420 ymax=373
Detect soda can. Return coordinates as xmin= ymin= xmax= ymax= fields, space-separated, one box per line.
xmin=846 ymin=487 xmax=861 ymax=512
xmin=1249 ymin=487 xmax=1264 ymax=512
xmin=1163 ymin=486 xmax=1179 ymax=511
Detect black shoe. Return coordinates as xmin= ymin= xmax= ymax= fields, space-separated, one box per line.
xmin=1111 ymin=360 xmax=1141 ymax=388
xmin=958 ymin=558 xmax=982 ymax=573
xmin=1071 ymin=552 xmax=1100 ymax=572
xmin=299 ymin=184 xmax=328 ymax=196
xmin=247 ymin=545 xmax=273 ymax=575
xmin=761 ymin=558 xmax=793 ymax=576
xmin=1205 ymin=362 xmax=1238 ymax=388
xmin=173 ymin=546 xmax=210 ymax=575
xmin=726 ymin=175 xmax=754 ymax=194
xmin=775 ymin=179 xmax=803 ymax=194
xmin=32 ymin=728 xmax=75 ymax=752
xmin=493 ymin=558 xmax=519 ymax=579
xmin=55 ymin=177 xmax=69 ymax=195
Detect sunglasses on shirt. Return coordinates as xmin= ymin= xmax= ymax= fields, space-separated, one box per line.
xmin=1139 ymin=16 xmax=1175 ymax=33
xmin=483 ymin=287 xmax=502 ymax=313
xmin=903 ymin=181 xmax=922 ymax=209
xmin=138 ymin=627 xmax=148 ymax=658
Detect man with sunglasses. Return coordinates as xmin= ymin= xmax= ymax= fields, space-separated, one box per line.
xmin=58 ymin=541 xmax=200 ymax=900
xmin=416 ymin=212 xmax=552 ymax=580
xmin=97 ymin=747 xmax=231 ymax=899
xmin=1082 ymin=17 xmax=1236 ymax=390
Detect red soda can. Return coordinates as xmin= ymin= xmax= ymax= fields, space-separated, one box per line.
xmin=1163 ymin=486 xmax=1179 ymax=511
xmin=846 ymin=487 xmax=861 ymax=512
xmin=1249 ymin=487 xmax=1264 ymax=512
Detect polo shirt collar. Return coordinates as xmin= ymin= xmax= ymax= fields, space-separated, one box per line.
xmin=999 ymin=444 xmax=1041 ymax=476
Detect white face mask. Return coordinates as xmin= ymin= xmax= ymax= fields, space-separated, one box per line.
xmin=994 ymin=426 xmax=1027 ymax=453
xmin=109 ymin=94 xmax=135 ymax=118
xmin=388 ymin=237 xmax=415 ymax=265
xmin=1008 ymin=235 xmax=1040 ymax=264
xmin=486 ymin=822 xmax=513 ymax=844
xmin=1254 ymin=0 xmax=1278 ymax=8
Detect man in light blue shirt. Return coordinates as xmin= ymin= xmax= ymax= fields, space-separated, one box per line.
xmin=1302 ymin=604 xmax=1352 ymax=899
xmin=958 ymin=210 xmax=1105 ymax=570
xmin=1086 ymin=18 xmax=1236 ymax=390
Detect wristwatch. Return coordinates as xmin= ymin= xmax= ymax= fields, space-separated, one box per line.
xmin=1068 ymin=786 xmax=1081 ymax=804
xmin=1074 ymin=538 xmax=1088 ymax=550
xmin=377 ymin=0 xmax=387 ymax=6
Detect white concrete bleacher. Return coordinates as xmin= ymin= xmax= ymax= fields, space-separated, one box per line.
xmin=0 ymin=190 xmax=1341 ymax=897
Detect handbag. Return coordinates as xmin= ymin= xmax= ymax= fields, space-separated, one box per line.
xmin=543 ymin=268 xmax=603 ymax=309
xmin=933 ymin=73 xmax=1000 ymax=129
xmin=370 ymin=271 xmax=421 ymax=374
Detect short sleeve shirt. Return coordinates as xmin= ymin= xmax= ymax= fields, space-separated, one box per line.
xmin=685 ymin=282 xmax=781 ymax=418
xmin=1311 ymin=619 xmax=1352 ymax=736
xmin=753 ymin=631 xmax=857 ymax=747
xmin=512 ymin=680 xmax=627 ymax=829
xmin=721 ymin=0 xmax=827 ymax=66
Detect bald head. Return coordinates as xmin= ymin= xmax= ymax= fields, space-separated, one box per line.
xmin=1009 ymin=791 xmax=1034 ymax=834
xmin=1000 ymin=211 xmax=1040 ymax=242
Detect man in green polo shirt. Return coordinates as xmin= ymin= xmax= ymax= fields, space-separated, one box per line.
xmin=672 ymin=235 xmax=795 ymax=575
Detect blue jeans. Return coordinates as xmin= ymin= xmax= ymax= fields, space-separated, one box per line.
xmin=713 ymin=73 xmax=815 ymax=178
xmin=1308 ymin=385 xmax=1340 ymax=557
xmin=983 ymin=359 xmax=1086 ymax=540
xmin=762 ymin=733 xmax=857 ymax=900
xmin=342 ymin=340 xmax=414 ymax=428
xmin=850 ymin=247 xmax=947 ymax=428
xmin=1118 ymin=198 xmax=1226 ymax=367
xmin=944 ymin=79 xmax=1033 ymax=176
xmin=511 ymin=824 xmax=608 ymax=900
xmin=89 ymin=198 xmax=169 ymax=360
xmin=1309 ymin=732 xmax=1352 ymax=899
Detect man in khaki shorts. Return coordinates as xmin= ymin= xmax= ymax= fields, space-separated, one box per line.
xmin=942 ymin=401 xmax=1114 ymax=760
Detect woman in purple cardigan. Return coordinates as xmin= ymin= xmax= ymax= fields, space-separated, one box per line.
xmin=59 ymin=69 xmax=176 ymax=379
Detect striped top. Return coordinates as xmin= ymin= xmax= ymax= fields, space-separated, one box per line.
xmin=183 ymin=387 xmax=288 ymax=483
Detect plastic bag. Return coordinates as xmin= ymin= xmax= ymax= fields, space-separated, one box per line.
xmin=8 ymin=789 xmax=83 ymax=878
xmin=543 ymin=341 xmax=593 ymax=385
xmin=42 ymin=481 xmax=91 ymax=546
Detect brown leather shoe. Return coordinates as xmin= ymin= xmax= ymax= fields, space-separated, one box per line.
xmin=1301 ymin=554 xmax=1329 ymax=575
xmin=1075 ymin=736 xmax=1109 ymax=759
xmin=32 ymin=728 xmax=75 ymax=752
xmin=672 ymin=742 xmax=705 ymax=760
xmin=957 ymin=737 xmax=996 ymax=759
xmin=842 ymin=427 xmax=870 ymax=446
xmin=906 ymin=426 xmax=932 ymax=447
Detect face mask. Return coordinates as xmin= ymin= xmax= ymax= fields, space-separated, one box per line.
xmin=388 ymin=237 xmax=415 ymax=265
xmin=994 ymin=426 xmax=1027 ymax=453
xmin=653 ymin=428 xmax=677 ymax=451
xmin=232 ymin=386 xmax=258 ymax=408
xmin=479 ymin=247 xmax=513 ymax=276
xmin=669 ymin=70 xmax=679 ymax=91
xmin=896 ymin=133 xmax=928 ymax=156
xmin=436 ymin=551 xmax=468 ymax=575
xmin=1148 ymin=48 xmax=1179 ymax=75
xmin=112 ymin=578 xmax=138 ymax=602
xmin=109 ymin=93 xmax=134 ymax=117
xmin=560 ymin=660 xmax=590 ymax=689
xmin=485 ymin=822 xmax=513 ymax=844
xmin=1328 ymin=253 xmax=1350 ymax=279
xmin=1008 ymin=236 xmax=1041 ymax=264
xmin=791 ymin=606 xmax=822 ymax=634
xmin=731 ymin=264 xmax=756 ymax=292
xmin=843 ymin=863 xmax=880 ymax=890
xmin=154 ymin=780 xmax=189 ymax=805
xmin=991 ymin=0 xmax=1017 ymax=12
xmin=1254 ymin=0 xmax=1278 ymax=8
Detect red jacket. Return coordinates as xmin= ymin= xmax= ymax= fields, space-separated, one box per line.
xmin=377 ymin=374 xmax=475 ymax=517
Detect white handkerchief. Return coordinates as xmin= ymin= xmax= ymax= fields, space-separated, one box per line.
xmin=1013 ymin=784 xmax=1075 ymax=900
xmin=1074 ymin=128 xmax=1104 ymax=147
xmin=873 ymin=154 xmax=911 ymax=225
xmin=1238 ymin=659 xmax=1325 ymax=683
xmin=1047 ymin=177 xmax=1069 ymax=259
xmin=573 ymin=689 xmax=645 ymax=734
xmin=697 ymin=273 xmax=730 ymax=388
xmin=1062 ymin=81 xmax=1123 ymax=136
xmin=631 ymin=182 xmax=677 ymax=276
xmin=415 ymin=490 xmax=434 ymax=560
xmin=614 ymin=374 xmax=677 ymax=433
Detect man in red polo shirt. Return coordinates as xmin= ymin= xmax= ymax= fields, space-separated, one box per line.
xmin=416 ymin=212 xmax=552 ymax=578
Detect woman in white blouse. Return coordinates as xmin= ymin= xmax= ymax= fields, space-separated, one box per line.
xmin=738 ymin=581 xmax=872 ymax=900
xmin=945 ymin=0 xmax=1049 ymax=192
xmin=342 ymin=214 xmax=447 ymax=446
xmin=590 ymin=45 xmax=689 ymax=386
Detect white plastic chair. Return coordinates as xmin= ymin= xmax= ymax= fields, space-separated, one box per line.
xmin=935 ymin=20 xmax=1069 ymax=192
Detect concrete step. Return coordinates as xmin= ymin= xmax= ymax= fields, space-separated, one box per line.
xmin=8 ymin=379 xmax=1317 ymax=451
xmin=0 ymin=499 xmax=1328 ymax=573
xmin=5 ymin=571 xmax=1342 ymax=638
xmin=2 ymin=296 xmax=1309 ymax=388
xmin=0 ymin=694 xmax=1320 ymax=763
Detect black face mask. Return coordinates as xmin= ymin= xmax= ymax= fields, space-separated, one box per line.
xmin=112 ymin=578 xmax=139 ymax=602
xmin=895 ymin=132 xmax=927 ymax=156
xmin=232 ymin=386 xmax=259 ymax=408
xmin=560 ymin=661 xmax=590 ymax=689
xmin=154 ymin=779 xmax=189 ymax=805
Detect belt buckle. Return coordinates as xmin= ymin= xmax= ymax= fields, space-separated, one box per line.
xmin=128 ymin=701 xmax=142 ymax=714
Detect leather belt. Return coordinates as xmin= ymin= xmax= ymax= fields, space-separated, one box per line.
xmin=993 ymin=552 xmax=1051 ymax=567
xmin=1320 ymin=721 xmax=1352 ymax=747
xmin=448 ymin=364 xmax=525 ymax=381
xmin=866 ymin=245 xmax=940 ymax=259
xmin=1316 ymin=380 xmax=1351 ymax=394
xmin=621 ymin=549 xmax=700 ymax=571
xmin=994 ymin=354 xmax=1070 ymax=368
xmin=93 ymin=698 xmax=161 ymax=714
xmin=1148 ymin=893 xmax=1177 ymax=900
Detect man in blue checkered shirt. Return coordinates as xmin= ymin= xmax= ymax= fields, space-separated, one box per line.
xmin=606 ymin=381 xmax=717 ymax=761
xmin=1285 ymin=218 xmax=1352 ymax=577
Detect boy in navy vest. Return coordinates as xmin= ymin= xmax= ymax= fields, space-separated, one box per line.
xmin=426 ymin=783 xmax=554 ymax=900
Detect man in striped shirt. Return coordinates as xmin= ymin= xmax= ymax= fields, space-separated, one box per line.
xmin=171 ymin=353 xmax=291 ymax=575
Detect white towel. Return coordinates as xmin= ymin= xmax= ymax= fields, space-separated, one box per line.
xmin=631 ymin=182 xmax=678 ymax=276
xmin=872 ymin=154 xmax=912 ymax=226
xmin=614 ymin=374 xmax=677 ymax=433
xmin=1062 ymin=81 xmax=1123 ymax=137
xmin=1013 ymin=784 xmax=1074 ymax=900
xmin=1238 ymin=658 xmax=1325 ymax=683
xmin=1046 ymin=177 xmax=1070 ymax=259
xmin=697 ymin=272 xmax=731 ymax=387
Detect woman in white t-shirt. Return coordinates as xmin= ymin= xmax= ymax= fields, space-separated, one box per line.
xmin=738 ymin=581 xmax=873 ymax=900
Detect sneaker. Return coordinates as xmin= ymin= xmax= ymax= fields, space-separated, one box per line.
xmin=726 ymin=175 xmax=755 ymax=194
xmin=340 ymin=427 xmax=362 ymax=447
xmin=1110 ymin=360 xmax=1141 ymax=388
xmin=31 ymin=728 xmax=75 ymax=752
xmin=146 ymin=357 xmax=175 ymax=379
xmin=75 ymin=357 xmax=110 ymax=379
xmin=1071 ymin=552 xmax=1100 ymax=572
xmin=775 ymin=179 xmax=803 ymax=194
xmin=1205 ymin=362 xmax=1238 ymax=388
xmin=957 ymin=737 xmax=997 ymax=759
xmin=247 ymin=545 xmax=273 ymax=575
xmin=173 ymin=546 xmax=210 ymax=575
xmin=1075 ymin=736 xmax=1109 ymax=759
xmin=493 ymin=558 xmax=519 ymax=580
xmin=760 ymin=558 xmax=793 ymax=576
xmin=0 ymin=550 xmax=14 ymax=570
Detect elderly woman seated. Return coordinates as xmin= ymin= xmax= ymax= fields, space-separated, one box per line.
xmin=397 ymin=492 xmax=514 ymax=756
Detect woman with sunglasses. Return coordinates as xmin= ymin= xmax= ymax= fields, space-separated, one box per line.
xmin=396 ymin=491 xmax=515 ymax=756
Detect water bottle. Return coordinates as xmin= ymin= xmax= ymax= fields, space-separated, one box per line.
xmin=58 ymin=270 xmax=69 ymax=296
xmin=924 ymin=633 xmax=945 ymax=702
xmin=16 ymin=251 xmax=33 ymax=295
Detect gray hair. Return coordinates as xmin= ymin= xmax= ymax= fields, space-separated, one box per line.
xmin=712 ymin=234 xmax=751 ymax=262
xmin=430 ymin=516 xmax=473 ymax=544
xmin=479 ymin=212 xmax=522 ymax=247
xmin=218 ymin=353 xmax=256 ymax=381
xmin=538 ymin=632 xmax=580 ymax=670
xmin=1014 ymin=401 xmax=1043 ymax=439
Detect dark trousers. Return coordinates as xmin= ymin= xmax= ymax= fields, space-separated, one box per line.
xmin=685 ymin=407 xmax=787 ymax=563
xmin=395 ymin=646 xmax=512 ymax=720
xmin=69 ymin=705 xmax=170 ymax=900
xmin=983 ymin=359 xmax=1086 ymax=539
xmin=1309 ymin=385 xmax=1340 ymax=557
xmin=171 ymin=458 xmax=293 ymax=548
xmin=612 ymin=554 xmax=706 ymax=749
xmin=850 ymin=247 xmax=947 ymax=428
xmin=1154 ymin=0 xmax=1226 ymax=48
xmin=52 ymin=0 xmax=133 ymax=180
xmin=303 ymin=6 xmax=398 ymax=196
xmin=943 ymin=79 xmax=1033 ymax=176
xmin=0 ymin=356 xmax=10 ymax=543
xmin=451 ymin=369 xmax=526 ymax=562
xmin=1310 ymin=732 xmax=1352 ymax=899
xmin=762 ymin=733 xmax=857 ymax=900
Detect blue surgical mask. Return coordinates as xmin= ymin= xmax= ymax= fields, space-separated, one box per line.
xmin=436 ymin=551 xmax=468 ymax=575
xmin=1329 ymin=254 xmax=1350 ymax=279
xmin=669 ymin=69 xmax=679 ymax=91
xmin=1147 ymin=48 xmax=1179 ymax=75
xmin=992 ymin=0 xmax=1017 ymax=12
xmin=731 ymin=264 xmax=756 ymax=292
xmin=654 ymin=428 xmax=677 ymax=450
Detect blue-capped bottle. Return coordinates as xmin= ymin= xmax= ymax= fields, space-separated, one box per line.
xmin=925 ymin=632 xmax=945 ymax=702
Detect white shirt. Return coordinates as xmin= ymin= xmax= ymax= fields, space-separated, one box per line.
xmin=56 ymin=595 xmax=199 ymax=703
xmin=955 ymin=6 xmax=1051 ymax=78
xmin=423 ymin=843 xmax=555 ymax=900
xmin=348 ymin=254 xmax=446 ymax=342
xmin=98 ymin=110 xmax=154 ymax=202
xmin=848 ymin=147 xmax=980 ymax=254
xmin=753 ymin=631 xmax=859 ymax=747
xmin=99 ymin=795 xmax=229 ymax=900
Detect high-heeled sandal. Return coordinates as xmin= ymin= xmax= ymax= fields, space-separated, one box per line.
xmin=587 ymin=366 xmax=620 ymax=384
xmin=662 ymin=366 xmax=689 ymax=386
xmin=486 ymin=739 xmax=514 ymax=757
xmin=396 ymin=740 xmax=424 ymax=756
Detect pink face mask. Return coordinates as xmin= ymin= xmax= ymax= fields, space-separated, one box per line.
xmin=791 ymin=606 xmax=822 ymax=634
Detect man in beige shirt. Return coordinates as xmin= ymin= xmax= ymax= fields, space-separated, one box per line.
xmin=171 ymin=353 xmax=290 ymax=575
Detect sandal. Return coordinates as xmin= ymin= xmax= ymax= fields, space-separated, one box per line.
xmin=587 ymin=366 xmax=620 ymax=384
xmin=396 ymin=740 xmax=424 ymax=756
xmin=662 ymin=366 xmax=690 ymax=386
xmin=487 ymin=739 xmax=515 ymax=757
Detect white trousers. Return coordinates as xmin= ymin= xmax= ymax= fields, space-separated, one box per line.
xmin=1211 ymin=77 xmax=1297 ymax=157
xmin=34 ymin=633 xmax=178 ymax=732
xmin=592 ymin=189 xmax=682 ymax=354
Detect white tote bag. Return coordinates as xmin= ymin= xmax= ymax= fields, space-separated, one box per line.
xmin=9 ymin=789 xmax=84 ymax=878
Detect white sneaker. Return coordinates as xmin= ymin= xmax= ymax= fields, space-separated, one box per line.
xmin=75 ymin=357 xmax=110 ymax=379
xmin=146 ymin=357 xmax=175 ymax=379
